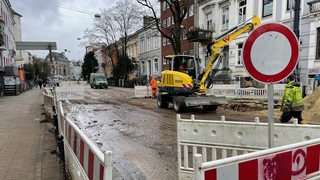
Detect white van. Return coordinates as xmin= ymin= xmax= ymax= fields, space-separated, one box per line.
xmin=89 ymin=73 xmax=108 ymax=89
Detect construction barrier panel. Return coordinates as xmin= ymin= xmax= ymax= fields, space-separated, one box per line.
xmin=43 ymin=88 xmax=55 ymax=123
xmin=194 ymin=138 xmax=320 ymax=180
xmin=207 ymin=86 xmax=285 ymax=99
xmin=45 ymin=83 xmax=114 ymax=180
xmin=55 ymin=86 xmax=85 ymax=101
xmin=177 ymin=114 xmax=320 ymax=180
xmin=57 ymin=101 xmax=112 ymax=180
xmin=134 ymin=85 xmax=151 ymax=98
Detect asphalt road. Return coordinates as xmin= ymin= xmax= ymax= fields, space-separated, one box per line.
xmin=65 ymin=85 xmax=270 ymax=179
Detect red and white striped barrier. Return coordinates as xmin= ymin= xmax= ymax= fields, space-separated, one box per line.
xmin=64 ymin=113 xmax=112 ymax=180
xmin=194 ymin=139 xmax=320 ymax=180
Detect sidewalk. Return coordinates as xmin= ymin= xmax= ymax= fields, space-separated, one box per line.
xmin=0 ymin=88 xmax=62 ymax=180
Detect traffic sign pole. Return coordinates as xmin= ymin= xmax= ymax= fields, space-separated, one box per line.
xmin=243 ymin=23 xmax=299 ymax=149
xmin=267 ymin=84 xmax=274 ymax=148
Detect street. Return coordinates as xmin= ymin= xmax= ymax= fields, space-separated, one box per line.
xmin=63 ymin=84 xmax=272 ymax=179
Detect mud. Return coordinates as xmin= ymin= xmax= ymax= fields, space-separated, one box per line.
xmin=66 ymin=86 xmax=272 ymax=179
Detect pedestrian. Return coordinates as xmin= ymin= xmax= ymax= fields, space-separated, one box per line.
xmin=280 ymin=74 xmax=307 ymax=124
xmin=38 ymin=79 xmax=43 ymax=89
xmin=150 ymin=76 xmax=158 ymax=98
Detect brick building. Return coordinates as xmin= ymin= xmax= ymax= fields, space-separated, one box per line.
xmin=160 ymin=0 xmax=195 ymax=67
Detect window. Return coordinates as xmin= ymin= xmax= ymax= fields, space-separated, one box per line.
xmin=317 ymin=28 xmax=320 ymax=59
xmin=167 ymin=16 xmax=171 ymax=27
xmin=154 ymin=35 xmax=158 ymax=48
xmin=189 ymin=4 xmax=194 ymax=17
xmin=162 ymin=37 xmax=166 ymax=46
xmin=162 ymin=19 xmax=166 ymax=28
xmin=222 ymin=46 xmax=229 ymax=69
xmin=206 ymin=12 xmax=213 ymax=30
xmin=147 ymin=36 xmax=150 ymax=51
xmin=262 ymin=0 xmax=273 ymax=17
xmin=172 ymin=16 xmax=175 ymax=25
xmin=142 ymin=61 xmax=145 ymax=74
xmin=237 ymin=44 xmax=243 ymax=65
xmin=154 ymin=59 xmax=159 ymax=72
xmin=162 ymin=1 xmax=166 ymax=11
xmin=222 ymin=6 xmax=229 ymax=29
xmin=287 ymin=0 xmax=295 ymax=10
xmin=238 ymin=0 xmax=246 ymax=23
xmin=183 ymin=29 xmax=187 ymax=40
xmin=140 ymin=39 xmax=144 ymax=53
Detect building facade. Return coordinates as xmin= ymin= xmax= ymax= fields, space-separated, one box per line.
xmin=45 ymin=52 xmax=71 ymax=79
xmin=160 ymin=0 xmax=195 ymax=60
xmin=195 ymin=0 xmax=320 ymax=90
xmin=70 ymin=61 xmax=82 ymax=80
xmin=127 ymin=31 xmax=140 ymax=81
xmin=0 ymin=0 xmax=16 ymax=96
xmin=139 ymin=18 xmax=161 ymax=83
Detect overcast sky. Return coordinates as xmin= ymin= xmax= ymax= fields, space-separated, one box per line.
xmin=10 ymin=0 xmax=116 ymax=61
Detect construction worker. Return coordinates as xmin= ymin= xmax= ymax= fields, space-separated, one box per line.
xmin=150 ymin=76 xmax=158 ymax=98
xmin=157 ymin=77 xmax=161 ymax=86
xmin=280 ymin=74 xmax=307 ymax=124
xmin=179 ymin=62 xmax=187 ymax=73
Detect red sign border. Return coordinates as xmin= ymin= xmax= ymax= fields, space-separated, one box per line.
xmin=243 ymin=23 xmax=299 ymax=83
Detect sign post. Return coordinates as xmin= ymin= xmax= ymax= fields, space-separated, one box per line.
xmin=243 ymin=23 xmax=299 ymax=148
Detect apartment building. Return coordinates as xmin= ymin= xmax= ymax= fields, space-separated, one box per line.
xmin=160 ymin=0 xmax=195 ymax=59
xmin=0 ymin=0 xmax=16 ymax=96
xmin=195 ymin=0 xmax=320 ymax=90
xmin=139 ymin=17 xmax=161 ymax=83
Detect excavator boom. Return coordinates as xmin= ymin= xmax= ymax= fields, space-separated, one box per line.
xmin=198 ymin=15 xmax=261 ymax=93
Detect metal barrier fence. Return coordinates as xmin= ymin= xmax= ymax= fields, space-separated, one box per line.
xmin=177 ymin=114 xmax=320 ymax=180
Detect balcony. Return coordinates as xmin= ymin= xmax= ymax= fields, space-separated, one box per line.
xmin=186 ymin=28 xmax=212 ymax=43
xmin=308 ymin=0 xmax=320 ymax=13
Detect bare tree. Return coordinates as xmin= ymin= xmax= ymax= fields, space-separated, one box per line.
xmin=137 ymin=0 xmax=189 ymax=54
xmin=83 ymin=0 xmax=142 ymax=83
xmin=83 ymin=8 xmax=119 ymax=68
xmin=112 ymin=0 xmax=142 ymax=84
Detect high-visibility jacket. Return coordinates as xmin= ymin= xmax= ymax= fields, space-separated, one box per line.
xmin=281 ymin=80 xmax=304 ymax=111
xmin=150 ymin=77 xmax=158 ymax=89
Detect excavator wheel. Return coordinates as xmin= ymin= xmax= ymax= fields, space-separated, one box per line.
xmin=203 ymin=105 xmax=218 ymax=111
xmin=157 ymin=95 xmax=169 ymax=108
xmin=173 ymin=96 xmax=186 ymax=113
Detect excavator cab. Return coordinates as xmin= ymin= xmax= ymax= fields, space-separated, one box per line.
xmin=165 ymin=55 xmax=199 ymax=80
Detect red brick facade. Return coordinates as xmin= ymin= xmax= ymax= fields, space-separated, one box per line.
xmin=102 ymin=46 xmax=118 ymax=78
xmin=160 ymin=0 xmax=195 ymax=58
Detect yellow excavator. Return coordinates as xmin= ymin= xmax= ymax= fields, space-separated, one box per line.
xmin=157 ymin=15 xmax=261 ymax=112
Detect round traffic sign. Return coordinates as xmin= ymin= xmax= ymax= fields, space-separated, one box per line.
xmin=242 ymin=23 xmax=299 ymax=83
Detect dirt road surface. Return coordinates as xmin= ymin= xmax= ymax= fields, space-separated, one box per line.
xmin=66 ymin=86 xmax=271 ymax=180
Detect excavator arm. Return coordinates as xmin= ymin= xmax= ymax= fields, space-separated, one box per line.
xmin=198 ymin=15 xmax=261 ymax=93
